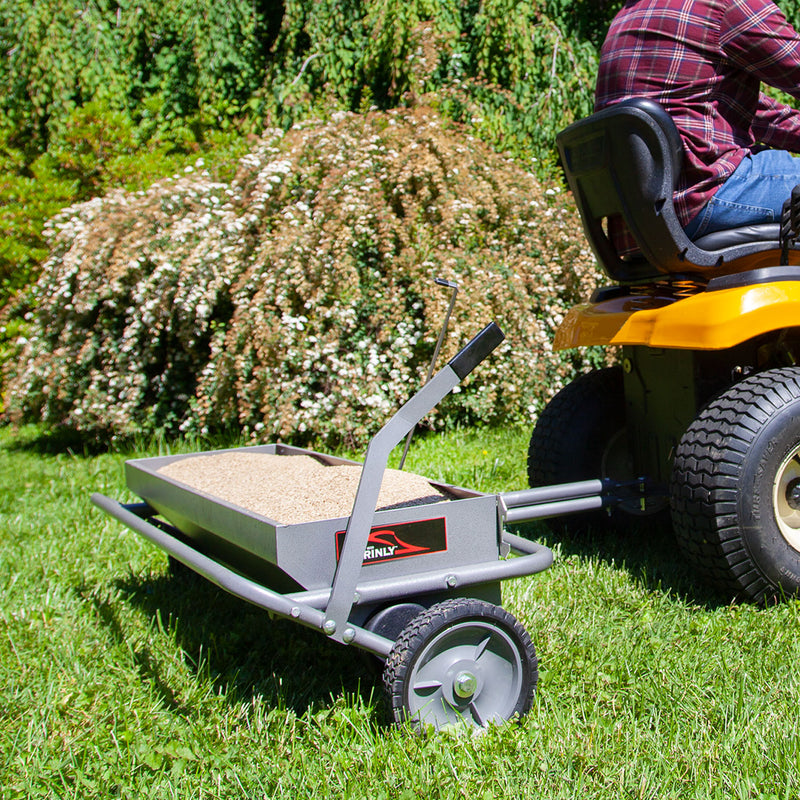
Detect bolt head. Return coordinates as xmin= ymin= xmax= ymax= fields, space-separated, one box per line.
xmin=453 ymin=671 xmax=478 ymax=699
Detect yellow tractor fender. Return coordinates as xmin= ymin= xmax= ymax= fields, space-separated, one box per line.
xmin=555 ymin=280 xmax=800 ymax=351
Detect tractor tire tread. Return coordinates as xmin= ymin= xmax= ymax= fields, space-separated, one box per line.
xmin=670 ymin=367 xmax=800 ymax=602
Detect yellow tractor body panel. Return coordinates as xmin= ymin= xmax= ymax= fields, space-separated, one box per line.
xmin=555 ymin=282 xmax=800 ymax=350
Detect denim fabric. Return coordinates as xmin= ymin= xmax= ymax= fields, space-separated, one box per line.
xmin=684 ymin=149 xmax=800 ymax=239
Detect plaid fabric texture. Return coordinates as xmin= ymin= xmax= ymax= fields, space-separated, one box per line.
xmin=595 ymin=0 xmax=800 ymax=230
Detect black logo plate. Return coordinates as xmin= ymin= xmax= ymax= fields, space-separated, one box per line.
xmin=335 ymin=517 xmax=448 ymax=565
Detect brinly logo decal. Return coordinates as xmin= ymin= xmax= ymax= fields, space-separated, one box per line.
xmin=335 ymin=517 xmax=447 ymax=565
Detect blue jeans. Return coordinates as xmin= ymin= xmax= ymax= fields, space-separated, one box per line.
xmin=684 ymin=149 xmax=800 ymax=239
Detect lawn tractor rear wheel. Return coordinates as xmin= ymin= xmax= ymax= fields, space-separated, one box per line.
xmin=383 ymin=598 xmax=537 ymax=732
xmin=527 ymin=366 xmax=652 ymax=533
xmin=671 ymin=367 xmax=800 ymax=602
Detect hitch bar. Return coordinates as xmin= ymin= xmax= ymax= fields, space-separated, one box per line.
xmin=498 ymin=478 xmax=665 ymax=524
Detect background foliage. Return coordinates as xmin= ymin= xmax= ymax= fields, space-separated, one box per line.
xmin=0 ymin=0 xmax=613 ymax=312
xmin=0 ymin=0 xmax=279 ymax=306
xmin=2 ymin=108 xmax=604 ymax=445
xmin=9 ymin=0 xmax=800 ymax=441
xmin=1 ymin=0 xmax=621 ymax=441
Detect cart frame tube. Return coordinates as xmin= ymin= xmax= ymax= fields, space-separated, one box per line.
xmin=287 ymin=531 xmax=552 ymax=609
xmin=91 ymin=493 xmax=396 ymax=657
xmin=91 ymin=493 xmax=555 ymax=658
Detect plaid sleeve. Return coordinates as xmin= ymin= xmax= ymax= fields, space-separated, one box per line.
xmin=751 ymin=92 xmax=800 ymax=150
xmin=721 ymin=0 xmax=800 ymax=98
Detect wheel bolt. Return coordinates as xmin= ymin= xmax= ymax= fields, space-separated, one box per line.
xmin=453 ymin=671 xmax=477 ymax=699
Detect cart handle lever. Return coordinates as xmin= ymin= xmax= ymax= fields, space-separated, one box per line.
xmin=448 ymin=321 xmax=505 ymax=380
xmin=324 ymin=322 xmax=504 ymax=642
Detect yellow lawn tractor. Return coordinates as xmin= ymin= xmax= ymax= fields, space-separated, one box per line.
xmin=527 ymin=97 xmax=800 ymax=603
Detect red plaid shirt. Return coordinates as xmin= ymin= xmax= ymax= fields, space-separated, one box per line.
xmin=595 ymin=0 xmax=800 ymax=228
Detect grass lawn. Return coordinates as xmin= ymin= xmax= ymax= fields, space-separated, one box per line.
xmin=2 ymin=423 xmax=799 ymax=799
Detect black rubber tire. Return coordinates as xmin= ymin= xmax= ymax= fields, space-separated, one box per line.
xmin=383 ymin=598 xmax=537 ymax=731
xmin=670 ymin=367 xmax=800 ymax=602
xmin=528 ymin=366 xmax=640 ymax=532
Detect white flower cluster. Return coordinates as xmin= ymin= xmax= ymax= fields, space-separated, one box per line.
xmin=2 ymin=108 xmax=605 ymax=446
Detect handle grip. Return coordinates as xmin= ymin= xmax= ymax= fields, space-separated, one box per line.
xmin=448 ymin=321 xmax=505 ymax=380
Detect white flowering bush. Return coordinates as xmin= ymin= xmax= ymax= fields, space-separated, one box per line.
xmin=2 ymin=108 xmax=604 ymax=446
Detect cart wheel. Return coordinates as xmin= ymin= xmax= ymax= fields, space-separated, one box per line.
xmin=365 ymin=602 xmax=426 ymax=641
xmin=383 ymin=598 xmax=537 ymax=731
xmin=671 ymin=367 xmax=800 ymax=602
xmin=528 ymin=366 xmax=661 ymax=533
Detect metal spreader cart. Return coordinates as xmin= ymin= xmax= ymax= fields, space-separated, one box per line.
xmin=93 ymin=323 xmax=610 ymax=731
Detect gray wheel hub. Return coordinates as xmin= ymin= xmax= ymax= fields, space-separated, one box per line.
xmin=774 ymin=445 xmax=800 ymax=551
xmin=407 ymin=621 xmax=523 ymax=728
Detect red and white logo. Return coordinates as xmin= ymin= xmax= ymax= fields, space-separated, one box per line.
xmin=335 ymin=517 xmax=447 ymax=565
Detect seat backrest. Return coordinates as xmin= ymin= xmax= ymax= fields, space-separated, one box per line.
xmin=556 ymin=98 xmax=783 ymax=282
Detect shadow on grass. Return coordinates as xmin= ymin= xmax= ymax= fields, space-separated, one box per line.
xmin=511 ymin=514 xmax=732 ymax=611
xmin=91 ymin=567 xmax=383 ymax=722
xmin=1 ymin=422 xmax=247 ymax=459
xmin=1 ymin=424 xmax=122 ymax=457
xmin=84 ymin=521 xmax=733 ymax=723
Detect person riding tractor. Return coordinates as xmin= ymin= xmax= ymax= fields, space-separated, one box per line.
xmin=527 ymin=0 xmax=800 ymax=603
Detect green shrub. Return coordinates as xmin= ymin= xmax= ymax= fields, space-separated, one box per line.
xmin=268 ymin=0 xmax=606 ymax=169
xmin=0 ymin=0 xmax=276 ymax=149
xmin=418 ymin=0 xmax=601 ymax=169
xmin=1 ymin=108 xmax=605 ymax=446
xmin=0 ymin=0 xmax=275 ymax=308
xmin=0 ymin=128 xmax=77 ymax=305
xmin=0 ymin=0 xmax=612 ymax=314
xmin=0 ymin=103 xmax=250 ymax=311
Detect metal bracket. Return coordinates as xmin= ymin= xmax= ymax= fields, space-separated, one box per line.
xmin=780 ymin=185 xmax=800 ymax=266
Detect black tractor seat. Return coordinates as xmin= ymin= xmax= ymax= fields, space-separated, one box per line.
xmin=556 ymin=98 xmax=797 ymax=284
xmin=693 ymin=223 xmax=780 ymax=251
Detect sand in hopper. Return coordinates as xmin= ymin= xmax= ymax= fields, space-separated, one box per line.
xmin=157 ymin=452 xmax=452 ymax=525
